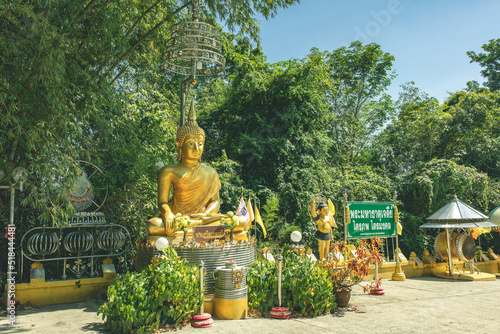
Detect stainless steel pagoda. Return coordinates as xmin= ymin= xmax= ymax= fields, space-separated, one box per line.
xmin=421 ymin=196 xmax=498 ymax=277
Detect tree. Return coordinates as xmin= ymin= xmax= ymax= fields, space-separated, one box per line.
xmin=396 ymin=159 xmax=497 ymax=255
xmin=371 ymin=82 xmax=449 ymax=176
xmin=0 ymin=0 xmax=300 ymax=226
xmin=0 ymin=0 xmax=186 ymax=225
xmin=440 ymin=90 xmax=500 ymax=179
xmin=467 ymin=38 xmax=500 ymax=92
xmin=197 ymin=44 xmax=397 ymax=249
xmin=0 ymin=0 xmax=304 ymax=279
xmin=398 ymin=159 xmax=493 ymax=220
xmin=327 ymin=41 xmax=396 ymax=171
xmin=197 ymin=45 xmax=334 ymax=243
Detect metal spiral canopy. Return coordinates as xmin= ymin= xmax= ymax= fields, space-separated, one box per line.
xmin=163 ymin=0 xmax=225 ymax=77
xmin=97 ymin=229 xmax=126 ymax=252
xmin=63 ymin=230 xmax=94 ymax=253
xmin=27 ymin=231 xmax=59 ymax=256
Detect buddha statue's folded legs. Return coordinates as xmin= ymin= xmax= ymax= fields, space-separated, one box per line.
xmin=147 ymin=213 xmax=249 ymax=244
xmin=147 ymin=214 xmax=224 ymax=237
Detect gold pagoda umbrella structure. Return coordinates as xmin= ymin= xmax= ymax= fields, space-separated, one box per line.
xmin=421 ymin=196 xmax=499 ymax=280
xmin=163 ymin=0 xmax=225 ymax=126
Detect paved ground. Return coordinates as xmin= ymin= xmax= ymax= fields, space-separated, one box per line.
xmin=1 ymin=276 xmax=500 ymax=334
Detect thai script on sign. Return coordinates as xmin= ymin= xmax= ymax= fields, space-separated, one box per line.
xmin=193 ymin=225 xmax=226 ymax=243
xmin=353 ymin=222 xmax=392 ymax=232
xmin=350 ymin=209 xmax=393 ymax=219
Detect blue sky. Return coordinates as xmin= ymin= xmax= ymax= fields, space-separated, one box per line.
xmin=255 ymin=0 xmax=500 ymax=103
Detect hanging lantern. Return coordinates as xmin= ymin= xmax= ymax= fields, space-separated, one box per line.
xmin=163 ymin=0 xmax=225 ymax=77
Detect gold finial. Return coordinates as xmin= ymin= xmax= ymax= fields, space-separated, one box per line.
xmin=187 ymin=100 xmax=197 ymax=123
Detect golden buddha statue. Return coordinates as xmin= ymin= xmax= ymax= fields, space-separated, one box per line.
xmin=147 ymin=102 xmax=248 ymax=243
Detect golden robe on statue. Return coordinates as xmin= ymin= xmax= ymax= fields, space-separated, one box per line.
xmin=166 ymin=163 xmax=221 ymax=216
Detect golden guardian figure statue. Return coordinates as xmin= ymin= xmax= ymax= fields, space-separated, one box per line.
xmin=311 ymin=197 xmax=336 ymax=262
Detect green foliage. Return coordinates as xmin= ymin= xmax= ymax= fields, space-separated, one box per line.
xmin=327 ymin=41 xmax=396 ymax=169
xmin=98 ymin=247 xmax=202 ymax=333
xmin=204 ymin=0 xmax=300 ymax=42
xmin=247 ymin=248 xmax=337 ymax=317
xmin=1 ymin=0 xmax=303 ymax=247
xmin=256 ymin=195 xmax=283 ymax=246
xmin=206 ymin=150 xmax=252 ymax=212
xmin=200 ymin=45 xmax=339 ymax=248
xmin=202 ymin=46 xmax=332 ymax=187
xmin=398 ymin=159 xmax=492 ymax=218
xmin=467 ymin=38 xmax=500 ymax=92
xmin=0 ymin=275 xmax=5 ymax=313
xmin=398 ymin=211 xmax=437 ymax=257
xmin=247 ymin=258 xmax=277 ymax=312
xmin=342 ymin=165 xmax=394 ymax=202
xmin=371 ymin=82 xmax=450 ymax=175
xmin=441 ymin=90 xmax=500 ymax=179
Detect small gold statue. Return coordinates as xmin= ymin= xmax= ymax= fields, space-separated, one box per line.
xmin=311 ymin=199 xmax=334 ymax=262
xmin=147 ymin=102 xmax=247 ymax=243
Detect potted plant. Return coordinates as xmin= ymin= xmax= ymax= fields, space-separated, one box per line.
xmin=221 ymin=211 xmax=240 ymax=241
xmin=362 ymin=277 xmax=383 ymax=295
xmin=327 ymin=237 xmax=382 ymax=307
xmin=173 ymin=213 xmax=192 ymax=242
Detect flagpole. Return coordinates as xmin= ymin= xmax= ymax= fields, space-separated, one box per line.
xmin=343 ymin=189 xmax=348 ymax=244
xmin=394 ymin=191 xmax=399 ymax=263
xmin=254 ymin=194 xmax=258 ymax=240
xmin=250 ymin=193 xmax=254 ymax=238
xmin=252 ymin=193 xmax=257 ymax=239
xmin=254 ymin=195 xmax=259 ymax=240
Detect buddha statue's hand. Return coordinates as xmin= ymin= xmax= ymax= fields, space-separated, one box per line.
xmin=162 ymin=213 xmax=175 ymax=236
xmin=191 ymin=212 xmax=207 ymax=218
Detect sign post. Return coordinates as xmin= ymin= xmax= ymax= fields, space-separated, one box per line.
xmin=344 ymin=193 xmax=406 ymax=281
xmin=392 ymin=191 xmax=406 ymax=280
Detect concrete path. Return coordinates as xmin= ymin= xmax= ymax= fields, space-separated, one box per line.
xmin=1 ymin=276 xmax=499 ymax=333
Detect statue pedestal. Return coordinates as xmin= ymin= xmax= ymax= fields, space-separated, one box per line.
xmin=135 ymin=238 xmax=257 ymax=309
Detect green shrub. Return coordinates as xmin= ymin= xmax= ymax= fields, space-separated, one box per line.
xmin=247 ymin=247 xmax=336 ymax=317
xmin=98 ymin=247 xmax=202 ymax=333
xmin=247 ymin=256 xmax=278 ymax=312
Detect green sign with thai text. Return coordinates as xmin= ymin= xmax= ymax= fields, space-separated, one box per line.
xmin=346 ymin=202 xmax=395 ymax=239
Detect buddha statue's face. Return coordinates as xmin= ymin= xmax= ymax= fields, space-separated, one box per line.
xmin=180 ymin=133 xmax=205 ymax=162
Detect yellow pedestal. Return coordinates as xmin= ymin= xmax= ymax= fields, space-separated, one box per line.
xmin=13 ymin=276 xmax=115 ymax=306
xmin=434 ymin=271 xmax=496 ymax=281
xmin=213 ymin=297 xmax=248 ymax=319
xmin=203 ymin=295 xmax=213 ymax=315
xmin=392 ymin=263 xmax=406 ymax=281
